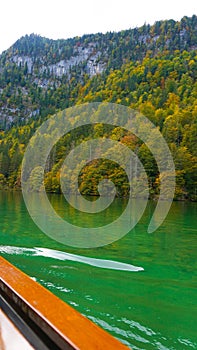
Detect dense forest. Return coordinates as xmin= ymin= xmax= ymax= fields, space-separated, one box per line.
xmin=0 ymin=15 xmax=196 ymax=200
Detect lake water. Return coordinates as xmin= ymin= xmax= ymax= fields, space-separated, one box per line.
xmin=0 ymin=191 xmax=196 ymax=349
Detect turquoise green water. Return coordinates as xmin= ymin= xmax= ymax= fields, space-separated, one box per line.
xmin=0 ymin=191 xmax=196 ymax=349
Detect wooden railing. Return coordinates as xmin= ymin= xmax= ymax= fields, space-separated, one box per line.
xmin=0 ymin=257 xmax=130 ymax=349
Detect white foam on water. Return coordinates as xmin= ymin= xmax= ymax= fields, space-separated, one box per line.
xmin=0 ymin=245 xmax=144 ymax=272
xmin=34 ymin=247 xmax=144 ymax=272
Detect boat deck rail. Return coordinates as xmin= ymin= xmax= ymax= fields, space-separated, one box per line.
xmin=0 ymin=257 xmax=130 ymax=350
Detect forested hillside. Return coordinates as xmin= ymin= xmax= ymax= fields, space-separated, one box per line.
xmin=0 ymin=15 xmax=196 ymax=200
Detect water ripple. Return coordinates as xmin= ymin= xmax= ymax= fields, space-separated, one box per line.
xmin=0 ymin=245 xmax=144 ymax=272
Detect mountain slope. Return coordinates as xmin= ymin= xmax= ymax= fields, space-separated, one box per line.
xmin=0 ymin=15 xmax=196 ymax=200
xmin=0 ymin=15 xmax=196 ymax=129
